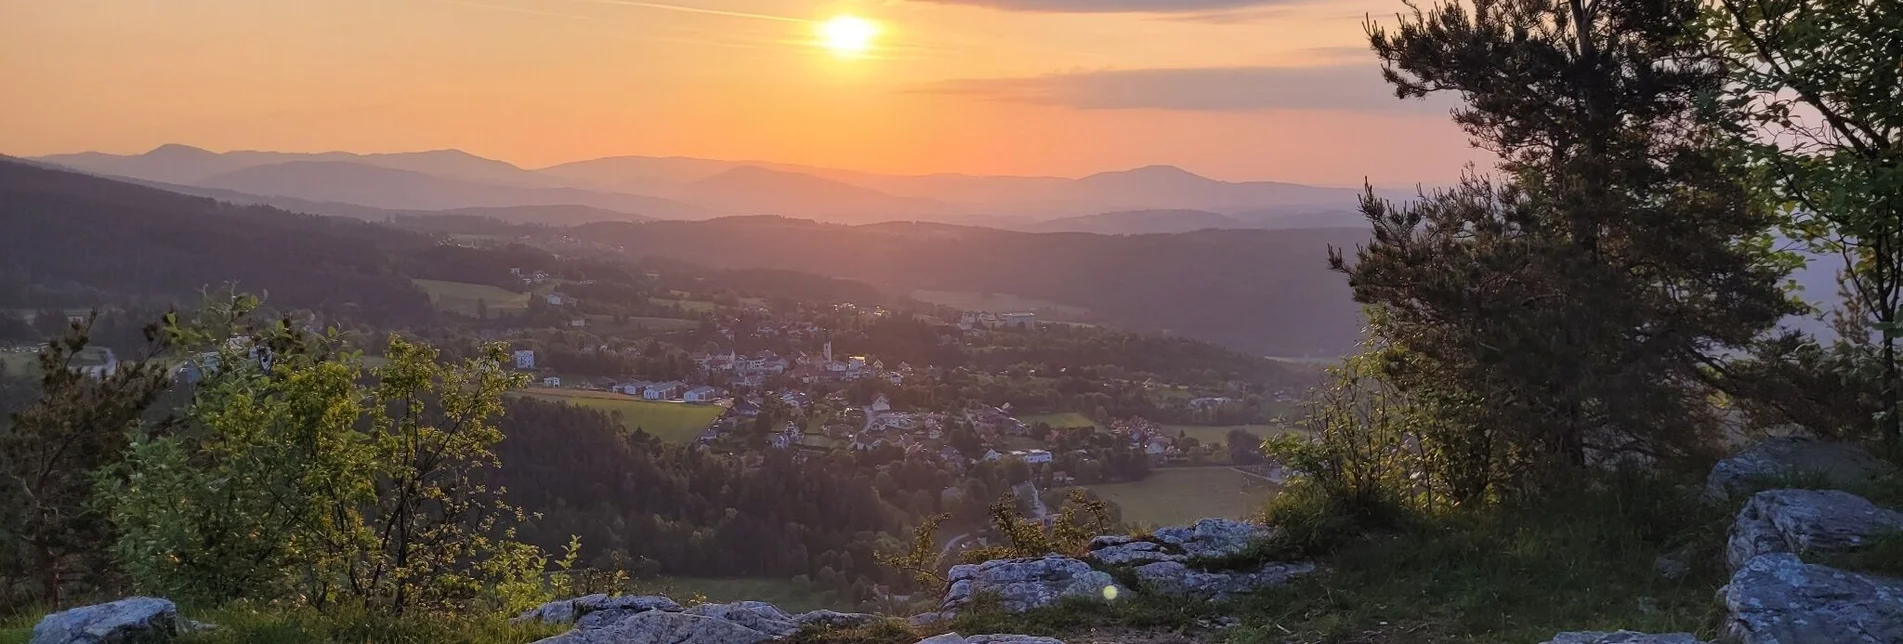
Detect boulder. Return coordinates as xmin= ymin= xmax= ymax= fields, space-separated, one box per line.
xmin=683 ymin=601 xmax=799 ymax=638
xmin=1541 ymin=632 xmax=1706 ymax=644
xmin=1726 ymin=489 xmax=1903 ymax=571
xmin=1131 ymin=560 xmax=1316 ymax=600
xmin=513 ymin=594 xmax=682 ymax=626
xmin=29 ymin=597 xmax=185 ymax=644
xmin=790 ymin=610 xmax=879 ymax=629
xmin=1722 ymin=553 xmax=1903 ymax=644
xmin=1086 ymin=539 xmax=1185 ymax=567
xmin=1150 ymin=518 xmax=1272 ymax=560
xmin=532 ymin=610 xmax=779 ymax=644
xmin=1703 ymin=437 xmax=1894 ymax=502
xmin=940 ymin=555 xmax=1117 ymax=615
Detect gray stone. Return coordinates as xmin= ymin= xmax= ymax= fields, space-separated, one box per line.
xmin=1703 ymin=437 xmax=1895 ymax=502
xmin=1131 ymin=560 xmax=1315 ymax=600
xmin=914 ymin=634 xmax=969 ymax=644
xmin=1722 ymin=553 xmax=1903 ymax=644
xmin=906 ymin=612 xmax=944 ymax=628
xmin=1149 ymin=518 xmax=1272 ymax=560
xmin=1086 ymin=539 xmax=1185 ymax=567
xmin=940 ymin=555 xmax=1118 ymax=615
xmin=514 ymin=594 xmax=682 ymax=626
xmin=1726 ymin=489 xmax=1903 ymax=571
xmin=533 ymin=610 xmax=779 ymax=644
xmin=790 ymin=610 xmax=879 ymax=629
xmin=1541 ymin=632 xmax=1706 ymax=644
xmin=684 ymin=601 xmax=798 ymax=638
xmin=966 ymin=636 xmax=1064 ymax=644
xmin=30 ymin=597 xmax=184 ymax=644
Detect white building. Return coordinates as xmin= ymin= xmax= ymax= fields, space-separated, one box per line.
xmin=998 ymin=312 xmax=1036 ymax=329
xmin=513 ymin=350 xmax=536 ymax=370
xmin=682 ymin=386 xmax=720 ymax=403
xmin=541 ymin=376 xmax=562 ymax=387
xmin=1020 ymin=449 xmax=1053 ymax=464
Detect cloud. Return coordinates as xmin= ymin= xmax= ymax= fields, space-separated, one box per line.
xmin=914 ymin=65 xmax=1460 ymax=114
xmin=910 ymin=0 xmax=1307 ymax=14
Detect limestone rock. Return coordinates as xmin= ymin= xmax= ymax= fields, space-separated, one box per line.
xmin=1150 ymin=518 xmax=1272 ymax=560
xmin=1726 ymin=489 xmax=1903 ymax=571
xmin=513 ymin=594 xmax=682 ymax=626
xmin=29 ymin=597 xmax=186 ymax=644
xmin=1722 ymin=553 xmax=1903 ymax=644
xmin=684 ymin=601 xmax=799 ymax=638
xmin=1541 ymin=632 xmax=1706 ymax=644
xmin=911 ymin=634 xmax=1063 ymax=644
xmin=1086 ymin=539 xmax=1185 ymax=567
xmin=1132 ymin=560 xmax=1315 ymax=600
xmin=532 ymin=610 xmax=779 ymax=644
xmin=1703 ymin=437 xmax=1894 ymax=502
xmin=790 ymin=610 xmax=879 ymax=629
xmin=940 ymin=555 xmax=1117 ymax=615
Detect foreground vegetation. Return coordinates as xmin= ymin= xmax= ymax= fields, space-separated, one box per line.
xmin=1084 ymin=467 xmax=1275 ymax=528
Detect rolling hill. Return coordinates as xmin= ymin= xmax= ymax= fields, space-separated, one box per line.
xmin=664 ymin=166 xmax=950 ymax=221
xmin=194 ymin=161 xmax=708 ymax=218
xmin=1025 ymin=209 xmax=1252 ymax=234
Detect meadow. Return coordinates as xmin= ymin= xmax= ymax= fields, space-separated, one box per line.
xmin=1086 ymin=466 xmax=1278 ymax=529
xmin=1016 ymin=411 xmax=1097 ymax=430
xmin=513 ymin=388 xmax=724 ymax=443
xmin=413 ymin=279 xmax=531 ymax=316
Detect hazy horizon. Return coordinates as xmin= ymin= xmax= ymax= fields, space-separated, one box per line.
xmin=4 ymin=0 xmax=1490 ymax=187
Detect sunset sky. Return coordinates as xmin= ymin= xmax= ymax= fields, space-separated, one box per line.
xmin=2 ymin=0 xmax=1487 ymax=186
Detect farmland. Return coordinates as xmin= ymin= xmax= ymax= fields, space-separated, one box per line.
xmin=513 ymin=388 xmax=724 ymax=443
xmin=909 ymin=290 xmax=1090 ymax=318
xmin=1086 ymin=466 xmax=1278 ymax=528
xmin=1017 ymin=411 xmax=1097 ymax=430
xmin=413 ymin=279 xmax=530 ymax=316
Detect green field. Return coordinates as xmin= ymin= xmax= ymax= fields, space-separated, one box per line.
xmin=629 ymin=577 xmax=842 ymax=613
xmin=588 ymin=315 xmax=702 ymax=334
xmin=514 ymin=388 xmax=723 ymax=442
xmin=1017 ymin=411 xmax=1097 ymax=430
xmin=650 ymin=297 xmax=716 ymax=313
xmin=1163 ymin=424 xmax=1301 ymax=446
xmin=910 ymin=290 xmax=1090 ymax=317
xmin=413 ymin=279 xmax=531 ymax=316
xmin=1087 ymin=466 xmax=1278 ymax=529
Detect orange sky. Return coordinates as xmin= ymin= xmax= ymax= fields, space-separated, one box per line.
xmin=0 ymin=0 xmax=1488 ymax=186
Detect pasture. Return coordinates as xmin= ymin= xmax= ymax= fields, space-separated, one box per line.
xmin=909 ymin=290 xmax=1090 ymax=318
xmin=413 ymin=279 xmax=530 ymax=316
xmin=1017 ymin=411 xmax=1097 ymax=430
xmin=1086 ymin=466 xmax=1278 ymax=529
xmin=513 ymin=388 xmax=723 ymax=443
xmin=650 ymin=297 xmax=716 ymax=313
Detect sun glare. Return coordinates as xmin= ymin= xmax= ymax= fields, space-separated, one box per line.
xmin=817 ymin=15 xmax=878 ymax=58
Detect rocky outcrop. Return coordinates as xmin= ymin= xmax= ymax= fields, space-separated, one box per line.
xmin=1085 ymin=519 xmax=1271 ymax=567
xmin=683 ymin=602 xmax=800 ymax=638
xmin=533 ymin=610 xmax=782 ymax=644
xmin=1726 ymin=489 xmax=1903 ymax=571
xmin=939 ymin=555 xmax=1117 ymax=616
xmin=29 ymin=597 xmax=189 ymax=644
xmin=514 ymin=594 xmax=684 ymax=627
xmin=1541 ymin=632 xmax=1706 ymax=644
xmin=1131 ymin=560 xmax=1316 ymax=600
xmin=789 ymin=610 xmax=879 ymax=629
xmin=912 ymin=634 xmax=1063 ymax=644
xmin=1721 ymin=553 xmax=1903 ymax=644
xmin=1703 ymin=437 xmax=1894 ymax=502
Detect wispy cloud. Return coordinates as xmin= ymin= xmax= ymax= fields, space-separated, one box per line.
xmin=914 ymin=64 xmax=1459 ymax=113
xmin=557 ymin=0 xmax=810 ymax=22
xmin=908 ymin=0 xmax=1312 ymax=14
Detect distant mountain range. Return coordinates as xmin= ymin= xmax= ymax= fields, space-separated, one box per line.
xmin=30 ymin=144 xmax=1402 ymax=231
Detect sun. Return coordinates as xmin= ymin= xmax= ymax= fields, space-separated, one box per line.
xmin=817 ymin=15 xmax=878 ymax=58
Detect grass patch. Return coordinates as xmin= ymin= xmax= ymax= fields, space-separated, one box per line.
xmin=414 ymin=279 xmax=531 ymax=316
xmin=1018 ymin=412 xmax=1097 ymax=430
xmin=650 ymin=298 xmax=716 ymax=313
xmin=1817 ymin=530 xmax=1903 ymax=577
xmin=1088 ymin=467 xmax=1279 ymax=529
xmin=1225 ymin=475 xmax=1732 ymax=644
xmin=512 ymin=388 xmax=723 ymax=442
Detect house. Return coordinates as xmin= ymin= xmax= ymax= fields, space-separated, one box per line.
xmin=998 ymin=312 xmax=1036 ymax=329
xmin=1021 ymin=449 xmax=1053 ymax=464
xmin=541 ymin=376 xmax=562 ymax=387
xmin=1188 ymin=396 xmax=1237 ymax=410
xmin=683 ymin=386 xmax=720 ymax=403
xmin=778 ymin=391 xmax=812 ymax=409
xmin=513 ymin=350 xmax=536 ymax=370
xmin=617 ymin=381 xmax=651 ymax=396
xmin=869 ymin=394 xmax=891 ymax=413
xmin=644 ymin=381 xmax=684 ymax=400
xmin=545 ymin=293 xmax=574 ymax=306
xmin=732 ymin=399 xmax=763 ymax=417
xmin=569 ymin=317 xmax=588 ymax=328
xmin=982 ymin=449 xmax=1003 ymax=462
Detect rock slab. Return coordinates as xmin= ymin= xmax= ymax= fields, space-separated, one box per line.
xmin=1703 ymin=437 xmax=1894 ymax=502
xmin=684 ymin=601 xmax=799 ymax=638
xmin=1722 ymin=553 xmax=1903 ymax=644
xmin=1132 ymin=560 xmax=1316 ymax=600
xmin=1085 ymin=518 xmax=1271 ymax=567
xmin=1541 ymin=632 xmax=1705 ymax=644
xmin=30 ymin=597 xmax=183 ymax=644
xmin=533 ymin=610 xmax=779 ymax=644
xmin=1728 ymin=489 xmax=1903 ymax=571
xmin=912 ymin=634 xmax=1063 ymax=644
xmin=514 ymin=594 xmax=683 ymax=627
xmin=940 ymin=555 xmax=1117 ymax=615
